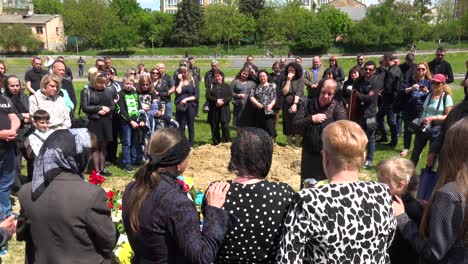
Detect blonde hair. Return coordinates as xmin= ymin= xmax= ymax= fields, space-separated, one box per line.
xmin=90 ymin=71 xmax=107 ymax=88
xmin=322 ymin=120 xmax=368 ymax=171
xmin=414 ymin=62 xmax=432 ymax=80
xmin=40 ymin=74 xmax=61 ymax=92
xmin=377 ymin=157 xmax=416 ymax=192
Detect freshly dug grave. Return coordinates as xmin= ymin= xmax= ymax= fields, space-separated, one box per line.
xmin=184 ymin=143 xmax=302 ymax=191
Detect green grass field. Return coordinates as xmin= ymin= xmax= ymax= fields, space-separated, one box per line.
xmin=2 ymin=54 xmax=466 ymax=263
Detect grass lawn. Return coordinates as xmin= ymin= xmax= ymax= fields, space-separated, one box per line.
xmin=1 ymin=61 xmax=465 ymax=263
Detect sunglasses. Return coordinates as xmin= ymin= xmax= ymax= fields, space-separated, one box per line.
xmin=436 ymin=54 xmax=445 ymax=57
xmin=151 ymin=72 xmax=159 ymax=75
xmin=364 ymin=68 xmax=374 ymax=72
xmin=432 ymin=81 xmax=441 ymax=85
xmin=357 ymin=59 xmax=364 ymax=61
xmin=416 ymin=68 xmax=426 ymax=71
xmin=130 ymin=72 xmax=137 ymax=75
xmin=141 ymin=83 xmax=150 ymax=86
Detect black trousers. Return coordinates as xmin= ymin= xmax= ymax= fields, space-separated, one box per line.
xmin=210 ymin=120 xmax=230 ymax=145
xmin=300 ymin=149 xmax=326 ymax=189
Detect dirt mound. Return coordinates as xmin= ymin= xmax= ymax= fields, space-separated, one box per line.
xmin=185 ymin=143 xmax=302 ymax=191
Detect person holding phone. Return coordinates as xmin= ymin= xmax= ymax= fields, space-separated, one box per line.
xmin=399 ymin=62 xmax=432 ymax=157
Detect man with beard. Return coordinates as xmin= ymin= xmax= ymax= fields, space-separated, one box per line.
xmin=25 ymin=57 xmax=48 ymax=95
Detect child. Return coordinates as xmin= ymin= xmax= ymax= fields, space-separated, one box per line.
xmin=24 ymin=110 xmax=52 ymax=182
xmin=117 ymin=75 xmax=146 ymax=173
xmin=377 ymin=157 xmax=422 ymax=264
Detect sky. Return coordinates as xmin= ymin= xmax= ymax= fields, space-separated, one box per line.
xmin=136 ymin=0 xmax=380 ymax=11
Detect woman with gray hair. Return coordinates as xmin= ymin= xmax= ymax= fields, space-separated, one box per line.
xmin=214 ymin=127 xmax=295 ymax=263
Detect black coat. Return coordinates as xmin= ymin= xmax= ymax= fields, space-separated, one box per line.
xmin=428 ymin=59 xmax=454 ymax=84
xmin=206 ymin=83 xmax=232 ymax=124
xmin=122 ymin=174 xmax=232 ymax=264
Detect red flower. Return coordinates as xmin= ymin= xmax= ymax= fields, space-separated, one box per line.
xmin=107 ymin=202 xmax=114 ymax=209
xmin=89 ymin=170 xmax=106 ymax=186
xmin=177 ymin=178 xmax=190 ymax=192
xmin=118 ymin=205 xmax=122 ymax=210
xmin=106 ymin=190 xmax=115 ymax=200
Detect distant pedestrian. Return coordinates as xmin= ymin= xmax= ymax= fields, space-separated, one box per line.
xmin=77 ymin=57 xmax=86 ymax=77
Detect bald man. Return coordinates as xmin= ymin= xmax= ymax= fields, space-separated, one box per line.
xmin=304 ymin=56 xmax=324 ymax=98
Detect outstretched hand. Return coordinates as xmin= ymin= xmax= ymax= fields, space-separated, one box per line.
xmin=206 ymin=182 xmax=230 ymax=208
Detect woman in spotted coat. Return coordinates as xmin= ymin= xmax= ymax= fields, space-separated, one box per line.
xmin=212 ymin=127 xmax=295 ymax=264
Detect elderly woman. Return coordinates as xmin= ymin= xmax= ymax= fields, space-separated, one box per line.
xmin=122 ymin=128 xmax=232 ymax=263
xmin=250 ymin=70 xmax=277 ymax=137
xmin=410 ymin=74 xmax=453 ymax=168
xmin=393 ymin=117 xmax=468 ymax=263
xmin=294 ymin=79 xmax=347 ymax=184
xmin=29 ymin=74 xmax=71 ymax=131
xmin=81 ymin=71 xmax=115 ymax=176
xmin=17 ymin=129 xmax=117 ymax=263
xmin=206 ymin=69 xmax=232 ymax=145
xmin=277 ymin=120 xmax=396 ymax=263
xmin=282 ymin=62 xmax=304 ymax=147
xmin=215 ymin=127 xmax=294 ymax=263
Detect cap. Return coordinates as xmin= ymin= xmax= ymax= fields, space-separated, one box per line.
xmin=432 ymin=74 xmax=446 ymax=83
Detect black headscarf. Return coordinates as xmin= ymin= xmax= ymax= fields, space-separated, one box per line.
xmin=32 ymin=129 xmax=92 ymax=200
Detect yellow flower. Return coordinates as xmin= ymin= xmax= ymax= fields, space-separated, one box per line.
xmin=116 ymin=242 xmax=134 ymax=264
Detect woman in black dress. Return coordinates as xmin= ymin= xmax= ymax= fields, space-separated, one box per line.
xmin=230 ymin=68 xmax=256 ymax=128
xmin=294 ymin=79 xmax=347 ymax=184
xmin=250 ymin=70 xmax=276 ymax=138
xmin=282 ymin=62 xmax=304 ymax=147
xmin=270 ymin=61 xmax=283 ymax=129
xmin=81 ymin=71 xmax=115 ymax=176
xmin=206 ymin=70 xmax=232 ymax=145
xmin=174 ymin=66 xmax=198 ymax=147
xmin=214 ymin=127 xmax=295 ymax=263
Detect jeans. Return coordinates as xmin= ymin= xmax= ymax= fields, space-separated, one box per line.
xmin=0 ymin=148 xmax=15 ymax=216
xmin=365 ymin=127 xmax=376 ymax=162
xmin=120 ymin=124 xmax=141 ymax=166
xmin=165 ymin=101 xmax=173 ymax=118
xmin=377 ymin=102 xmax=398 ymax=145
xmin=78 ymin=66 xmax=84 ymax=77
xmin=176 ymin=105 xmax=196 ymax=146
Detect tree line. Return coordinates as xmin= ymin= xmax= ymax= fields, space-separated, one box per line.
xmin=2 ymin=0 xmax=467 ymax=53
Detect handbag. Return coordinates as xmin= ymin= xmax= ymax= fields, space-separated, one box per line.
xmin=408 ymin=118 xmax=422 ymax=133
xmin=416 ymin=167 xmax=438 ymax=201
xmin=71 ymin=88 xmax=90 ymax=128
xmin=176 ymin=103 xmax=188 ymax=112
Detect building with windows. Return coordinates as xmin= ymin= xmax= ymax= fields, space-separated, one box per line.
xmin=0 ymin=0 xmax=65 ymax=51
xmin=161 ymin=0 xmax=365 ymax=16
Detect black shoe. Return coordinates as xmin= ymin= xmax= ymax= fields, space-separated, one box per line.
xmin=124 ymin=165 xmax=134 ymax=173
xmin=376 ymin=137 xmax=388 ymax=143
xmin=363 ymin=160 xmax=373 ymax=169
xmin=100 ymin=169 xmax=113 ymax=176
xmin=385 ymin=142 xmax=397 ymax=148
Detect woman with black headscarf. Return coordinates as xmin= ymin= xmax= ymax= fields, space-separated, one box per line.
xmin=282 ymin=62 xmax=304 ymax=147
xmin=17 ymin=128 xmax=117 ymax=263
xmin=122 ymin=128 xmax=233 ymax=264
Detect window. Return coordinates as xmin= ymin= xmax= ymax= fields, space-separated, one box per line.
xmin=36 ymin=26 xmax=43 ymax=34
xmin=320 ymin=0 xmax=328 ymax=5
xmin=199 ymin=0 xmax=204 ymax=5
xmin=303 ymin=0 xmax=309 ymax=6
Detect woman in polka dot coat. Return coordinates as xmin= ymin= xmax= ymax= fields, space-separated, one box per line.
xmin=213 ymin=127 xmax=295 ymax=263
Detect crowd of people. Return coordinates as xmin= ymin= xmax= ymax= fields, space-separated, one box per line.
xmin=0 ymin=48 xmax=467 ymax=263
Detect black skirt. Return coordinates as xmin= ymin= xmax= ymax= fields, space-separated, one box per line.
xmin=87 ymin=117 xmax=113 ymax=142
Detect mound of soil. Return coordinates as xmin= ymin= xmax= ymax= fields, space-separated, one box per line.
xmin=185 ymin=143 xmax=302 ymax=191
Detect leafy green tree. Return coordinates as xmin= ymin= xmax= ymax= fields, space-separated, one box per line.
xmin=104 ymin=22 xmax=139 ymax=52
xmin=110 ymin=0 xmax=141 ymax=24
xmin=413 ymin=0 xmax=431 ymax=20
xmin=33 ymin=0 xmax=63 ymax=14
xmin=171 ymin=0 xmax=204 ymax=46
xmin=204 ymin=4 xmax=255 ymax=45
xmin=239 ymin=0 xmax=264 ymax=18
xmin=316 ymin=5 xmax=352 ymax=44
xmin=63 ymin=0 xmax=118 ymax=48
xmin=292 ymin=16 xmax=331 ymax=52
xmin=0 ymin=24 xmax=43 ymax=52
